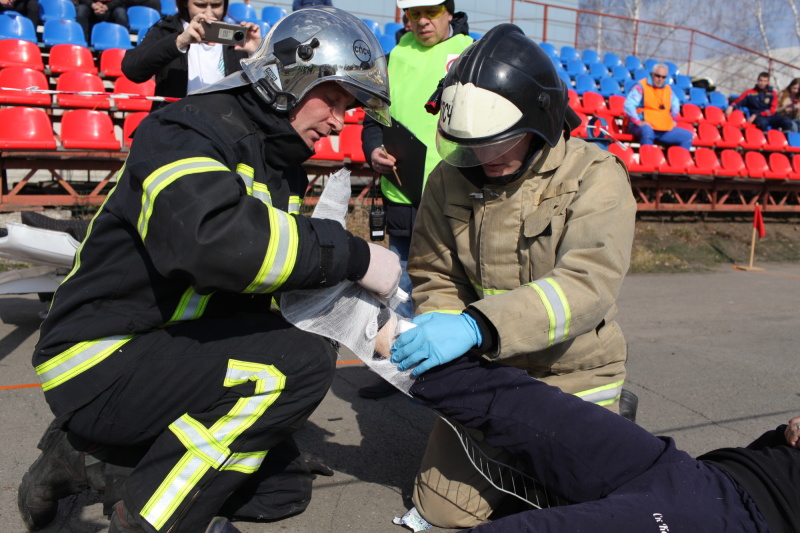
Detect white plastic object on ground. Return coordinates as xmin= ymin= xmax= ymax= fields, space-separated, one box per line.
xmin=0 ymin=222 xmax=79 ymax=268
xmin=392 ymin=506 xmax=432 ymax=531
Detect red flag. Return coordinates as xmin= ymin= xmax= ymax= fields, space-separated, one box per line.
xmin=753 ymin=205 xmax=766 ymax=239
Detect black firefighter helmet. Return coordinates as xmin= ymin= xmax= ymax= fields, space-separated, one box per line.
xmin=433 ymin=23 xmax=579 ymax=167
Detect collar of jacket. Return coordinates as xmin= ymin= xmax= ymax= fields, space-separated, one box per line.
xmin=450 ymin=11 xmax=471 ymax=36
xmin=235 ymin=87 xmax=314 ymax=168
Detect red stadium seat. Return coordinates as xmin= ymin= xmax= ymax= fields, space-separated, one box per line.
xmin=690 ymin=147 xmax=720 ymax=176
xmin=112 ymin=75 xmax=155 ymax=111
xmin=764 ymin=129 xmax=789 ymax=151
xmin=639 ymin=144 xmax=684 ymax=174
xmin=0 ymin=38 xmax=43 ymax=70
xmin=744 ymin=151 xmax=769 ymax=179
xmin=123 ymin=111 xmax=147 ymax=148
xmin=608 ymin=142 xmax=649 ymax=173
xmin=0 ymin=67 xmax=52 ymax=106
xmin=344 ymin=107 xmax=365 ymax=124
xmin=55 ymin=70 xmax=109 ymax=108
xmin=792 ymin=154 xmax=800 ymax=179
xmin=606 ymin=94 xmax=626 ymax=117
xmin=601 ymin=114 xmax=634 ymax=142
xmin=766 ymin=152 xmax=797 ymax=180
xmin=693 ymin=122 xmax=720 ymax=147
xmin=576 ymin=90 xmax=606 ymax=115
xmin=742 ymin=127 xmax=766 ymax=150
xmin=718 ymin=124 xmax=744 ymax=149
xmin=60 ymin=109 xmax=121 ymax=150
xmin=701 ymin=105 xmax=726 ymax=126
xmin=678 ymin=103 xmax=703 ymax=124
xmin=48 ymin=43 xmax=97 ymax=74
xmin=727 ymin=109 xmax=755 ymax=129
xmin=719 ymin=149 xmax=746 ymax=178
xmin=665 ymin=146 xmax=694 ymax=174
xmin=567 ymin=89 xmax=580 ymax=112
xmin=339 ymin=124 xmax=366 ymax=163
xmin=0 ymin=106 xmax=57 ymax=149
xmin=310 ymin=135 xmax=343 ymax=161
xmin=99 ymin=48 xmax=126 ymax=78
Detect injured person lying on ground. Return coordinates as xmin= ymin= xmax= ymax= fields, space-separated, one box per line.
xmin=377 ymin=351 xmax=800 ymax=533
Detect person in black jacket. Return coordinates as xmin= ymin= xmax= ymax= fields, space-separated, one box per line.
xmin=408 ymin=356 xmax=799 ymax=533
xmin=121 ymin=0 xmax=261 ymax=110
xmin=18 ymin=8 xmax=396 ymax=533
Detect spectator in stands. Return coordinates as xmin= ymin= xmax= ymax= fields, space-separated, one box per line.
xmin=0 ymin=0 xmax=40 ymax=27
xmin=357 ymin=0 xmax=473 ymax=399
xmin=76 ymin=0 xmax=160 ymax=43
xmin=726 ymin=71 xmax=794 ymax=132
xmin=407 ymin=356 xmax=800 ymax=533
xmin=121 ymin=0 xmax=262 ymax=110
xmin=777 ymin=77 xmax=800 ymax=133
xmin=389 ymin=24 xmax=636 ymax=530
xmin=623 ymin=63 xmax=693 ymax=150
xmin=292 ymin=0 xmax=331 ymax=10
xmin=394 ymin=12 xmax=410 ymax=43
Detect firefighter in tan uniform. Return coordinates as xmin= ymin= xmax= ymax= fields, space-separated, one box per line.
xmin=390 ymin=25 xmax=638 ymax=528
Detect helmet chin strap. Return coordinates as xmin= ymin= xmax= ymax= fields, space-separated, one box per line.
xmin=254 ymin=79 xmax=299 ymax=113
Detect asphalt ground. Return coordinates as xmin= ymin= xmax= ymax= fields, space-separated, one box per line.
xmin=1 ymin=262 xmax=799 ymax=532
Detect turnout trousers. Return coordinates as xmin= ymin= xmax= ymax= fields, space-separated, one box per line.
xmin=410 ymin=358 xmax=771 ymax=533
xmin=64 ymin=311 xmax=337 ymax=533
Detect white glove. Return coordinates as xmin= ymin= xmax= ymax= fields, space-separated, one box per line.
xmin=357 ymin=243 xmax=402 ymax=301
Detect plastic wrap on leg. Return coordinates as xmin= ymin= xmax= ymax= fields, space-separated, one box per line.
xmin=280 ymin=168 xmax=416 ymax=395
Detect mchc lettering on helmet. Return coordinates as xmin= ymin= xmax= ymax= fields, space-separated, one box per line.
xmin=440 ymin=100 xmax=453 ymax=125
xmin=352 ymin=40 xmax=372 ymax=62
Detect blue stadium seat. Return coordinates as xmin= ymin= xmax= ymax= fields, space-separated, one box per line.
xmin=384 ymin=22 xmax=402 ymax=36
xmin=257 ymin=20 xmax=269 ymax=36
xmin=582 ymin=48 xmax=599 ymax=66
xmin=39 ymin=0 xmax=76 ymax=21
xmin=674 ymin=74 xmax=692 ymax=91
xmin=360 ymin=18 xmax=381 ymax=37
xmin=665 ymin=61 xmax=679 ymax=77
xmin=708 ymin=91 xmax=728 ymax=109
xmin=0 ymin=13 xmax=37 ymax=43
xmin=599 ymin=76 xmax=623 ymax=97
xmin=539 ymin=42 xmax=557 ymax=57
xmin=558 ymin=69 xmax=572 ymax=88
xmin=127 ymin=5 xmax=160 ymax=33
xmin=589 ymin=61 xmax=609 ymax=80
xmin=689 ymin=86 xmax=709 ymax=107
xmin=468 ymin=31 xmax=482 ymax=40
xmin=674 ymin=89 xmax=688 ymax=104
xmin=261 ymin=6 xmax=286 ymax=26
xmin=632 ymin=67 xmax=648 ymax=81
xmin=566 ymin=58 xmax=586 ymax=78
xmin=625 ymin=54 xmax=642 ymax=72
xmin=560 ymin=45 xmax=580 ymax=64
xmin=160 ymin=0 xmax=177 ymax=15
xmin=603 ymin=52 xmax=621 ymax=69
xmin=227 ymin=2 xmax=258 ymax=23
xmin=624 ymin=79 xmax=638 ymax=94
xmin=788 ymin=131 xmax=800 ymax=150
xmin=611 ymin=64 xmax=631 ymax=83
xmin=43 ymin=19 xmax=87 ymax=47
xmin=644 ymin=58 xmax=658 ymax=72
xmin=574 ymin=74 xmax=597 ymax=95
xmin=379 ymin=34 xmax=395 ymax=54
xmin=91 ymin=21 xmax=132 ymax=50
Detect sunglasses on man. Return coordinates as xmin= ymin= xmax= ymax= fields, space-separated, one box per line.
xmin=405 ymin=4 xmax=447 ymax=22
xmin=651 ymin=73 xmax=667 ymax=79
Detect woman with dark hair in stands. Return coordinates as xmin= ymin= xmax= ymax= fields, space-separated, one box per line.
xmin=121 ymin=0 xmax=261 ymax=110
xmin=777 ymin=78 xmax=800 ymax=133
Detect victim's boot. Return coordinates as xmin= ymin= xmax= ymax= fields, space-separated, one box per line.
xmin=17 ymin=418 xmax=105 ymax=531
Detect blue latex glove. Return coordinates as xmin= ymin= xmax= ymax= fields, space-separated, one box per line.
xmin=390 ymin=312 xmax=482 ymax=376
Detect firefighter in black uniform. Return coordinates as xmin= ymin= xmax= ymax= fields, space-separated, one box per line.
xmin=18 ymin=8 xmax=398 ymax=533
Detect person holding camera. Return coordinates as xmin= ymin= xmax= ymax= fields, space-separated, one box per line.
xmin=623 ymin=63 xmax=692 ymax=150
xmin=121 ymin=0 xmax=262 ymax=111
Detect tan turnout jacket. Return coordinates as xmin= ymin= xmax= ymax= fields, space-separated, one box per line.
xmin=408 ymin=135 xmax=637 ymax=397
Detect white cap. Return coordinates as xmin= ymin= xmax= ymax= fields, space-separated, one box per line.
xmin=396 ymin=0 xmax=445 ymax=9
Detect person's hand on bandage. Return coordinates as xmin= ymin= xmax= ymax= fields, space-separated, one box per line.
xmin=390 ymin=312 xmax=482 ymax=375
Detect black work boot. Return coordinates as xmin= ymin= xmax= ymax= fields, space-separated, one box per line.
xmin=109 ymin=501 xmax=244 ymax=533
xmin=619 ymin=389 xmax=639 ymax=424
xmin=18 ymin=419 xmax=104 ymax=530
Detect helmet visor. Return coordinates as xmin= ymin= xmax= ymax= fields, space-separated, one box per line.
xmin=342 ymin=54 xmax=391 ymax=126
xmin=436 ymin=130 xmax=528 ymax=167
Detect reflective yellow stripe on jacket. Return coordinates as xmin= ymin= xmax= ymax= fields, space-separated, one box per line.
xmin=140 ymin=359 xmax=284 ymax=530
xmin=575 ymin=380 xmax=624 ymax=406
xmin=237 ymin=164 xmax=273 ymax=205
xmin=36 ymin=335 xmax=134 ymax=391
xmin=525 ymin=278 xmax=571 ymax=347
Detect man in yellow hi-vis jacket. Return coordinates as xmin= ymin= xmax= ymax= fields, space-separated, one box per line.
xmin=18 ymin=8 xmax=401 ymax=533
xmin=390 ymin=24 xmax=637 ymax=529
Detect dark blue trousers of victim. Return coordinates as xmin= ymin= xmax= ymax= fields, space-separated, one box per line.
xmin=409 ymin=358 xmax=771 ymax=533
